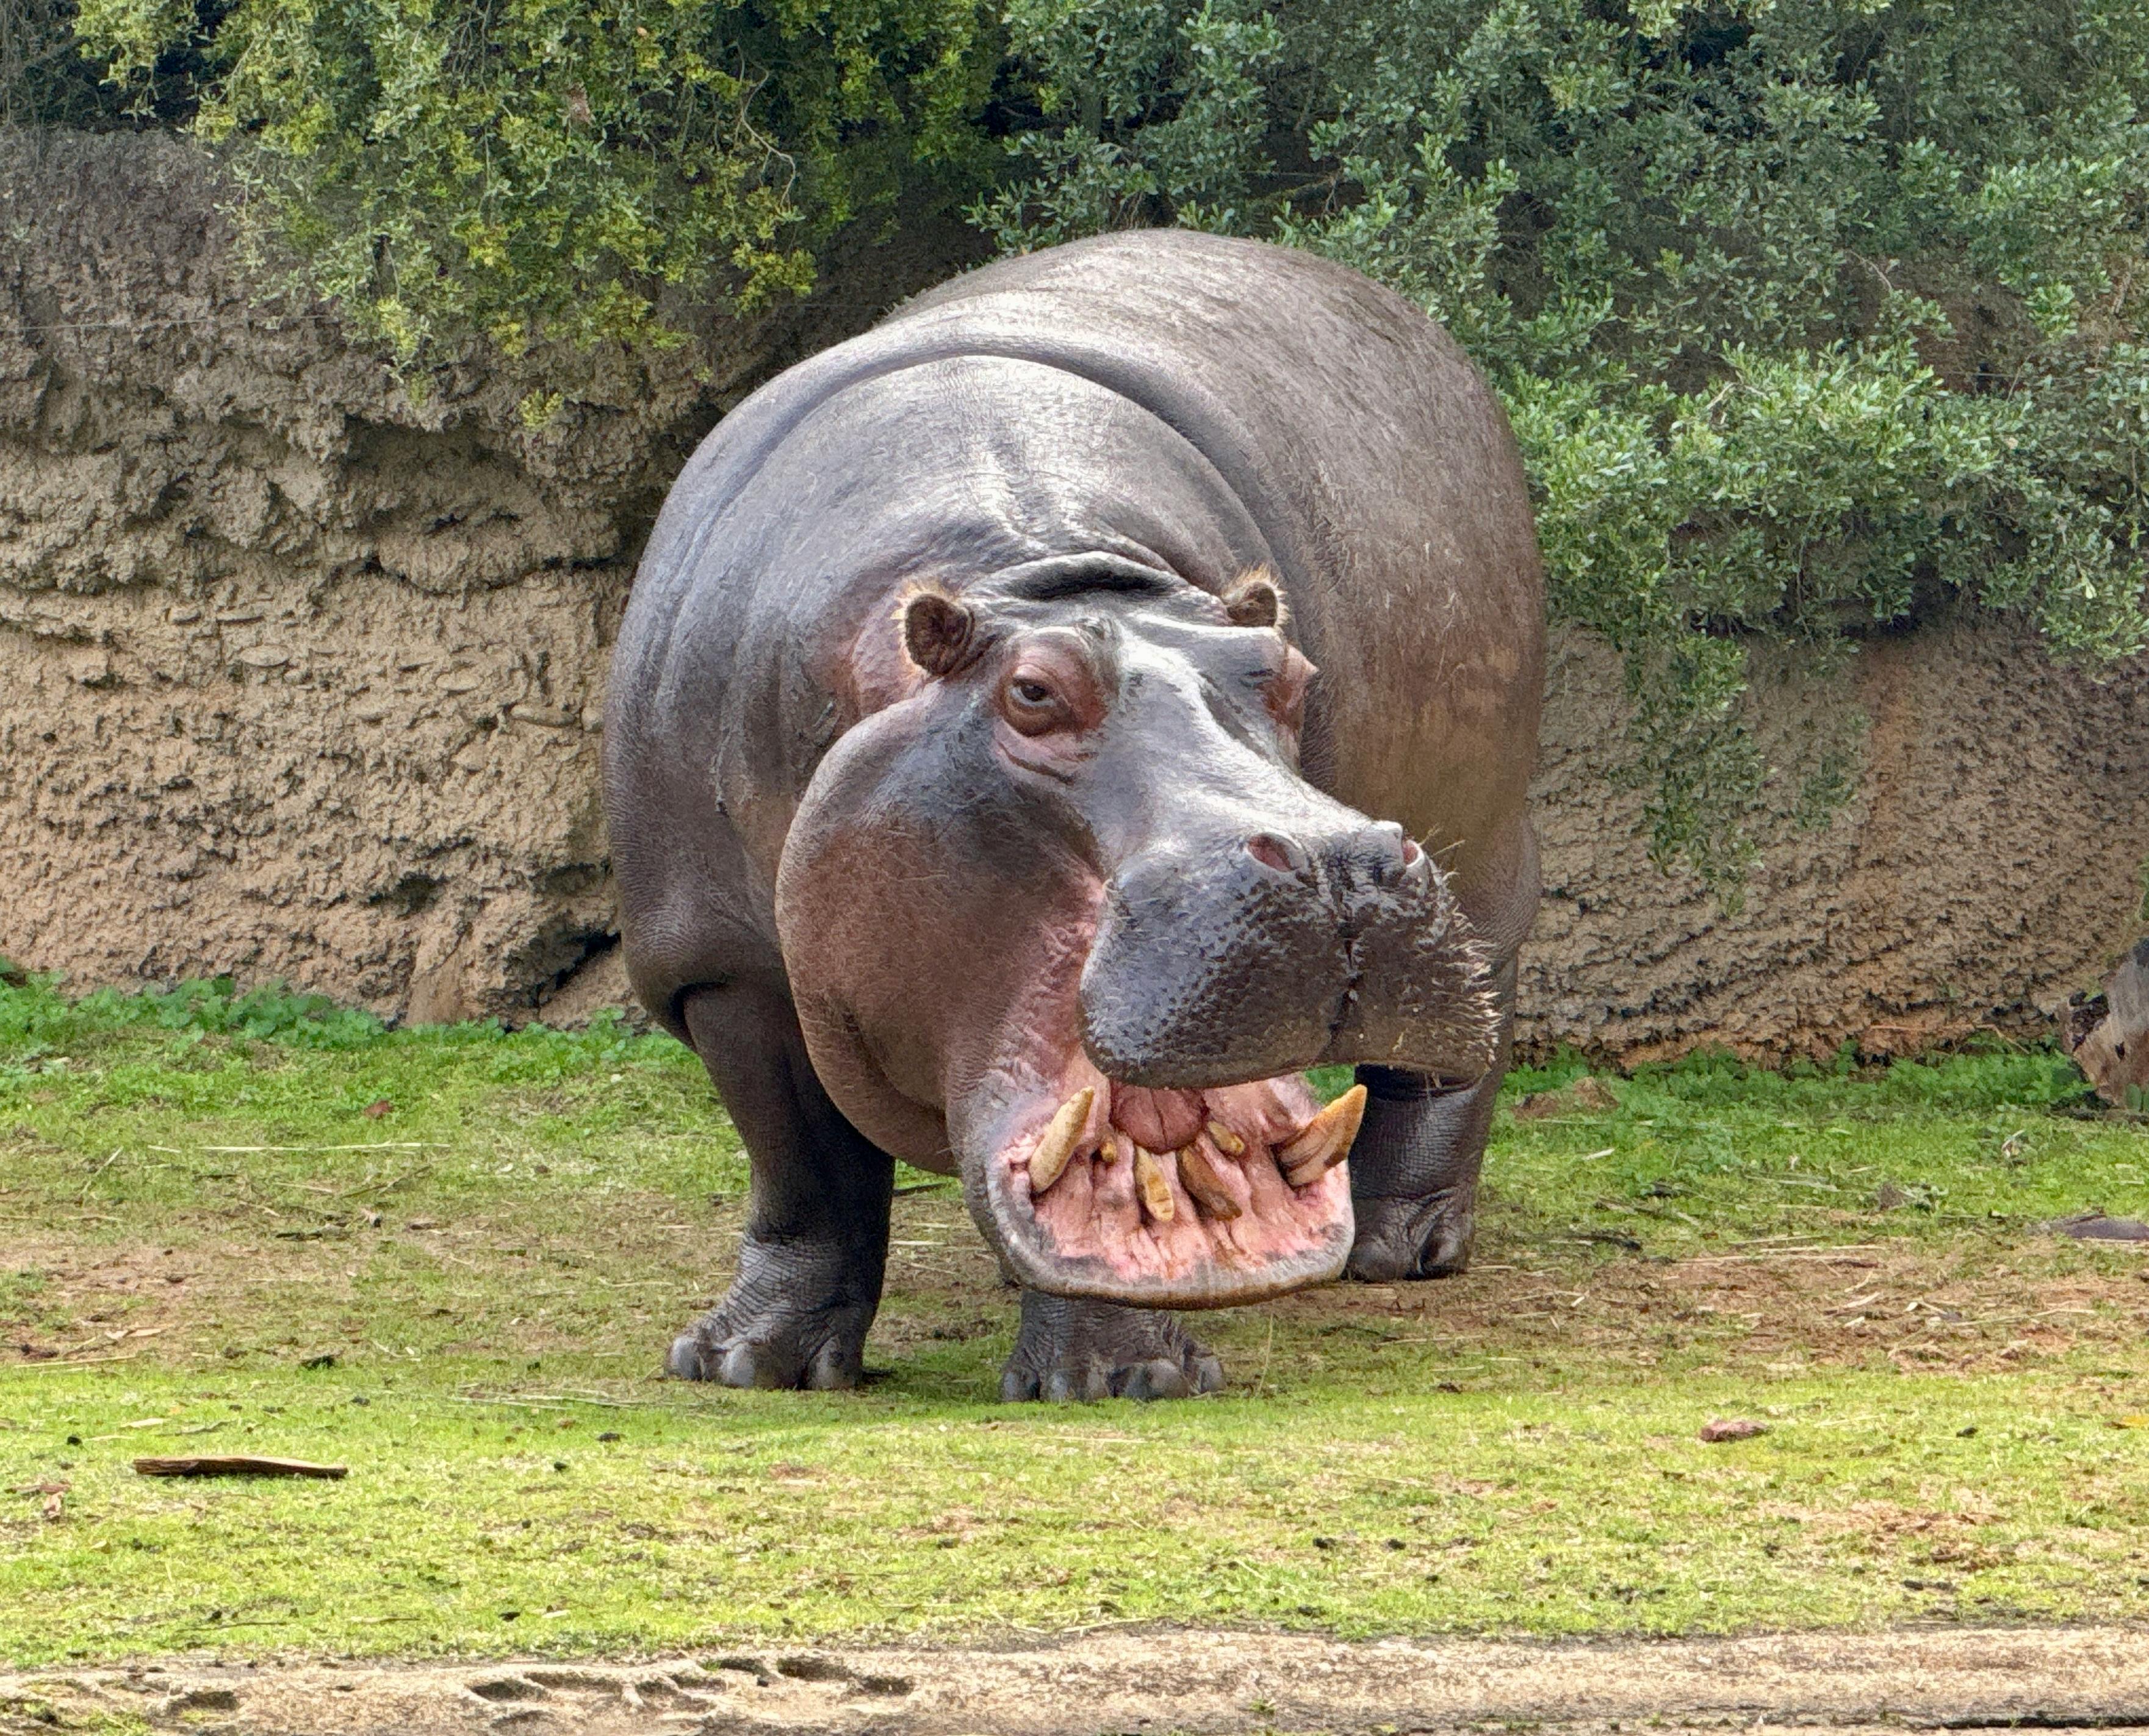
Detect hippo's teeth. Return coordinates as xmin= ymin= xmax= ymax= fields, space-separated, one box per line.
xmin=1278 ymin=1084 xmax=1367 ymax=1187
xmin=1132 ymin=1147 xmax=1176 ymax=1222
xmin=1204 ymin=1120 xmax=1247 ymax=1158
xmin=1175 ymin=1142 xmax=1242 ymax=1220
xmin=1027 ymin=1087 xmax=1095 ymax=1197
xmin=1102 ymin=1131 xmax=1128 ymax=1165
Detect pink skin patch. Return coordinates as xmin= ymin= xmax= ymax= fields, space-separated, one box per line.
xmin=1003 ymin=1054 xmax=1352 ymax=1300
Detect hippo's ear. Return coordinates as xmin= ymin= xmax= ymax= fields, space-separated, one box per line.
xmin=898 ymin=588 xmax=979 ymax=679
xmin=1223 ymin=567 xmax=1287 ymax=632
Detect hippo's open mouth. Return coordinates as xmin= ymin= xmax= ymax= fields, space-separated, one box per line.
xmin=972 ymin=1058 xmax=1360 ymax=1309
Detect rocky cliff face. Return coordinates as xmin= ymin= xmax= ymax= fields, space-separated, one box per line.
xmin=5 ymin=128 xmax=2144 ymax=1053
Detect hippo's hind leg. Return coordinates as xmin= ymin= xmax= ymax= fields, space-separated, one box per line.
xmin=669 ymin=981 xmax=894 ymax=1390
xmin=999 ymin=1292 xmax=1225 ymax=1402
xmin=1345 ymin=952 xmax=1516 ymax=1281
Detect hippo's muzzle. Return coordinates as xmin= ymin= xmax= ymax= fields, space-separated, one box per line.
xmin=1079 ymin=818 xmax=1496 ymax=1090
xmin=962 ymin=802 xmax=1497 ymax=1311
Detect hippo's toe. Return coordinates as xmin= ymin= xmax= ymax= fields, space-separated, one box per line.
xmin=668 ymin=1317 xmax=869 ymax=1390
xmin=668 ymin=1331 xmax=711 ymax=1381
xmin=999 ymin=1292 xmax=1223 ymax=1403
xmin=1346 ymin=1187 xmax=1476 ymax=1281
xmin=1124 ymin=1356 xmax=1219 ymax=1401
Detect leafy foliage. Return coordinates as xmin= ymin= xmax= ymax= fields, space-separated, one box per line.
xmin=981 ymin=1 xmax=2149 ymax=882
xmin=1 ymin=0 xmax=130 ymax=126
xmin=59 ymin=0 xmax=998 ymax=357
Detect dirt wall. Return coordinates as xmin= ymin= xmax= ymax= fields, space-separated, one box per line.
xmin=0 ymin=128 xmax=968 ymax=1026
xmin=1522 ymin=625 xmax=2149 ymax=1061
xmin=5 ymin=129 xmax=2145 ymax=1054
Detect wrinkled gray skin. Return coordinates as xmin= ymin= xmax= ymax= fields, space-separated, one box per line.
xmin=604 ymin=232 xmax=1544 ymax=1400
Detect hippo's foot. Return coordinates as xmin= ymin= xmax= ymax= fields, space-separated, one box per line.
xmin=668 ymin=1233 xmax=882 ymax=1391
xmin=999 ymin=1292 xmax=1225 ymax=1402
xmin=1343 ymin=1058 xmax=1502 ymax=1281
xmin=1346 ymin=1185 xmax=1475 ymax=1280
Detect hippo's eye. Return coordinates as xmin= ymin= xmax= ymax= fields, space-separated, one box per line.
xmin=1001 ymin=669 xmax=1075 ymax=736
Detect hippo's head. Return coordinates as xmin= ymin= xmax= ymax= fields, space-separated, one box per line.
xmin=775 ymin=564 xmax=1498 ymax=1308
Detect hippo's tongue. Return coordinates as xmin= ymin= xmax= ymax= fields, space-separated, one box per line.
xmin=973 ymin=1067 xmax=1358 ymax=1309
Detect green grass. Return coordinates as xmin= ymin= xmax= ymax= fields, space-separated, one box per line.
xmin=3 ymin=974 xmax=2149 ymax=1664
xmin=1493 ymin=1043 xmax=2140 ymax=1248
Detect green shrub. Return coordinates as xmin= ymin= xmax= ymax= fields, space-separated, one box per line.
xmin=56 ymin=0 xmax=998 ymax=358
xmin=981 ymin=0 xmax=2149 ymax=882
xmin=2 ymin=0 xmax=104 ymax=126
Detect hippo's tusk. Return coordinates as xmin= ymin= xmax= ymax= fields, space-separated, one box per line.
xmin=1027 ymin=1087 xmax=1095 ymax=1196
xmin=1132 ymin=1147 xmax=1176 ymax=1222
xmin=1175 ymin=1142 xmax=1243 ymax=1220
xmin=1204 ymin=1120 xmax=1247 ymax=1158
xmin=1278 ymin=1084 xmax=1367 ymax=1187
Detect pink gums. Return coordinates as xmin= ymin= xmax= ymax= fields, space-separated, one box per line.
xmin=1015 ymin=1058 xmax=1348 ymax=1287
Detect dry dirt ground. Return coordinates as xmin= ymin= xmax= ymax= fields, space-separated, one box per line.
xmin=7 ymin=1626 xmax=2148 ymax=1735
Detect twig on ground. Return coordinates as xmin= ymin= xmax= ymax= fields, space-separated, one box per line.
xmin=147 ymin=1142 xmax=447 ymax=1155
xmin=77 ymin=1148 xmax=123 ymax=1201
xmin=134 ymin=1455 xmax=347 ymax=1479
xmin=12 ymin=1351 xmax=143 ymax=1369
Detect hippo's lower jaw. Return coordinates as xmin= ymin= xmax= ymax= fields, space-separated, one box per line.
xmin=968 ymin=1065 xmax=1361 ymax=1310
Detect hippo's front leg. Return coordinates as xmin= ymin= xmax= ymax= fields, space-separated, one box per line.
xmin=999 ymin=1292 xmax=1225 ymax=1402
xmin=1345 ymin=954 xmax=1517 ymax=1281
xmin=669 ymin=983 xmax=895 ymax=1390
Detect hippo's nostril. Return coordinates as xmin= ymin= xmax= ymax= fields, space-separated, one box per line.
xmin=1245 ymin=833 xmax=1308 ymax=876
xmin=1398 ymin=834 xmax=1435 ymax=895
xmin=1349 ymin=820 xmax=1415 ymax=890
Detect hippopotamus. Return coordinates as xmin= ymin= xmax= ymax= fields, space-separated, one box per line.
xmin=603 ymin=230 xmax=1543 ymax=1400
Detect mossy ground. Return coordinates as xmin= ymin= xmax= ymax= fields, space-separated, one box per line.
xmin=3 ymin=979 xmax=2148 ymax=1665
